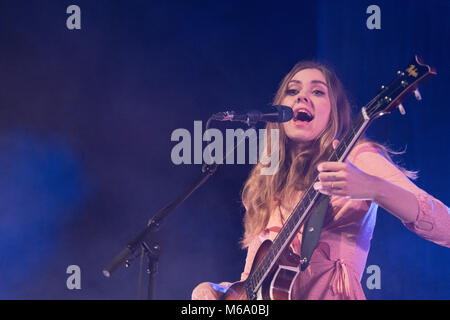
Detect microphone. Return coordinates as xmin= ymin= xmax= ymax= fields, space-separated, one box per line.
xmin=211 ymin=105 xmax=293 ymax=125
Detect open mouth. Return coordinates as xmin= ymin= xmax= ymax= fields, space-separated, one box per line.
xmin=294 ymin=110 xmax=314 ymax=122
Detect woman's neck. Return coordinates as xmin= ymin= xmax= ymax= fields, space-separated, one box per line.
xmin=288 ymin=140 xmax=315 ymax=160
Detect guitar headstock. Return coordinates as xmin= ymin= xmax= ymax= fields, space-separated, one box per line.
xmin=365 ymin=55 xmax=437 ymax=120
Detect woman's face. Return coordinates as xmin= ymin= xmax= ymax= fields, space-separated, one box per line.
xmin=281 ymin=68 xmax=332 ymax=148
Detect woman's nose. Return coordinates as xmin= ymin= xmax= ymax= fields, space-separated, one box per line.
xmin=297 ymin=94 xmax=309 ymax=104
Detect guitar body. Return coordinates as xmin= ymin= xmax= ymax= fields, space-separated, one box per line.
xmin=220 ymin=239 xmax=301 ymax=300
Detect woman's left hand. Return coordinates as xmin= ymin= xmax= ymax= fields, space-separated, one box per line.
xmin=313 ymin=140 xmax=378 ymax=200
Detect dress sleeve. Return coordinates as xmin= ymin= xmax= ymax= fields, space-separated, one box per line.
xmin=348 ymin=143 xmax=450 ymax=248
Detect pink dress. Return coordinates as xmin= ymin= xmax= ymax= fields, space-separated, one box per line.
xmin=192 ymin=142 xmax=450 ymax=300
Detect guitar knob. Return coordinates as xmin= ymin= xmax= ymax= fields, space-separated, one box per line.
xmin=414 ymin=89 xmax=422 ymax=101
xmin=397 ymin=103 xmax=406 ymax=115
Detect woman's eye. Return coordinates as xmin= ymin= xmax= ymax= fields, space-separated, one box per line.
xmin=286 ymin=89 xmax=298 ymax=96
xmin=312 ymin=89 xmax=325 ymax=96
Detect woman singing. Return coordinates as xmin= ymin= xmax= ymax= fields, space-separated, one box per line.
xmin=192 ymin=61 xmax=450 ymax=300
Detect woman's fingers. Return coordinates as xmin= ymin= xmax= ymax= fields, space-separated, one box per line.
xmin=314 ymin=181 xmax=345 ymax=191
xmin=314 ymin=140 xmax=374 ymax=200
xmin=317 ymin=161 xmax=347 ymax=172
xmin=318 ymin=171 xmax=346 ymax=182
xmin=332 ymin=139 xmax=339 ymax=150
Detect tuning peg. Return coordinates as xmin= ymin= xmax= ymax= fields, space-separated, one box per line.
xmin=414 ymin=89 xmax=422 ymax=101
xmin=397 ymin=103 xmax=406 ymax=115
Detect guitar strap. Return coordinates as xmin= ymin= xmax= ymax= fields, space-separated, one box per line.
xmin=299 ymin=193 xmax=330 ymax=271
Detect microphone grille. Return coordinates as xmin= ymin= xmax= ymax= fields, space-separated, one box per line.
xmin=273 ymin=105 xmax=294 ymax=122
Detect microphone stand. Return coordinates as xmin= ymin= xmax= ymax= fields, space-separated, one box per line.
xmin=103 ymin=116 xmax=258 ymax=299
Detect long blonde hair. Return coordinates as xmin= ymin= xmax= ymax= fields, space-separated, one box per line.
xmin=240 ymin=61 xmax=416 ymax=248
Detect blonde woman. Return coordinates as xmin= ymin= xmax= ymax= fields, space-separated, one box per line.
xmin=192 ymin=61 xmax=450 ymax=300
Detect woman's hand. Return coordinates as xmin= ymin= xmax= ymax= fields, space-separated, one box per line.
xmin=313 ymin=140 xmax=378 ymax=200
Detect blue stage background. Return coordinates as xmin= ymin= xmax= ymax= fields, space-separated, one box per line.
xmin=0 ymin=0 xmax=448 ymax=299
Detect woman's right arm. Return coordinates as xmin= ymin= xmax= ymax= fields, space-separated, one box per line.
xmin=240 ymin=235 xmax=263 ymax=281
